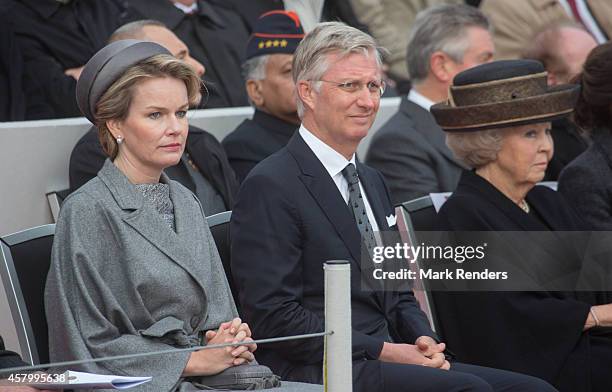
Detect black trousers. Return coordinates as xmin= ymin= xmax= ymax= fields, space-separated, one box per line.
xmin=283 ymin=358 xmax=556 ymax=391
xmin=351 ymin=360 xmax=556 ymax=392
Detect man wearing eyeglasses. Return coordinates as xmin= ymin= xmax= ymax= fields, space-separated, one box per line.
xmin=366 ymin=4 xmax=494 ymax=204
xmin=230 ymin=22 xmax=553 ymax=392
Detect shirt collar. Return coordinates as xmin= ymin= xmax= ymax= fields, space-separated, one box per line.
xmin=556 ymin=0 xmax=572 ymax=16
xmin=172 ymin=1 xmax=198 ymax=14
xmin=299 ymin=124 xmax=356 ymax=179
xmin=138 ymin=1 xmax=225 ymax=30
xmin=407 ymin=88 xmax=436 ymax=112
xmin=253 ymin=110 xmax=299 ymax=137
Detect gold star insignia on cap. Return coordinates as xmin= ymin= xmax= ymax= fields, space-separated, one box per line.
xmin=273 ymin=40 xmax=280 ymax=47
xmin=265 ymin=40 xmax=273 ymax=48
xmin=258 ymin=41 xmax=265 ymax=49
xmin=280 ymin=40 xmax=288 ymax=47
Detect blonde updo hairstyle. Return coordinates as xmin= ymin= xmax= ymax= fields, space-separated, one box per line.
xmin=94 ymin=54 xmax=202 ymax=159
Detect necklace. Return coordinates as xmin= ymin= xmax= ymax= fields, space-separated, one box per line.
xmin=518 ymin=199 xmax=530 ymax=213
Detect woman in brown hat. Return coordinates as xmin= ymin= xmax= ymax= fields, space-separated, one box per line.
xmin=430 ymin=59 xmax=612 ymax=392
xmin=559 ymin=42 xmax=612 ymax=230
xmin=45 ymin=40 xmax=320 ymax=391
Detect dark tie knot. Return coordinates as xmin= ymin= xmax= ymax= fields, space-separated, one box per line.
xmin=342 ymin=163 xmax=360 ymax=185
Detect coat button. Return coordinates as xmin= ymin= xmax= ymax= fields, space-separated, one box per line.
xmin=191 ymin=316 xmax=200 ymax=329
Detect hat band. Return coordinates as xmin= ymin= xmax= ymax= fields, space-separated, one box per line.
xmin=432 ymin=84 xmax=580 ymax=132
xmin=451 ymin=71 xmax=548 ymax=90
xmin=441 ymin=108 xmax=573 ymax=131
xmin=450 ymin=72 xmax=548 ymax=107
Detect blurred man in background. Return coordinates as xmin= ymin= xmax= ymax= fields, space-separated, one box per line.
xmin=481 ymin=0 xmax=611 ymax=60
xmin=69 ymin=20 xmax=238 ymax=214
xmin=366 ymin=4 xmax=494 ymax=204
xmin=522 ymin=23 xmax=596 ymax=179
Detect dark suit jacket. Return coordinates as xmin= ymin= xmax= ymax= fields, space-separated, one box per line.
xmin=12 ymin=0 xmax=137 ymax=119
xmin=69 ymin=126 xmax=239 ymax=209
xmin=218 ymin=0 xmax=283 ymax=30
xmin=366 ymin=98 xmax=464 ymax=205
xmin=127 ymin=0 xmax=250 ymax=108
xmin=559 ymin=132 xmax=612 ymax=230
xmin=434 ymin=170 xmax=605 ymax=392
xmin=222 ymin=109 xmax=298 ymax=182
xmin=230 ymin=133 xmax=435 ymax=388
xmin=0 ymin=3 xmax=25 ymax=122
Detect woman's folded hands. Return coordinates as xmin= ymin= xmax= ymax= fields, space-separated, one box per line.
xmin=183 ymin=318 xmax=257 ymax=376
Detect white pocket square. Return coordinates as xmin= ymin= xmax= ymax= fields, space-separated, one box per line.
xmin=386 ymin=214 xmax=397 ymax=227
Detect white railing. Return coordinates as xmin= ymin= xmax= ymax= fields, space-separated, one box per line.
xmin=0 ymin=98 xmax=400 ymax=236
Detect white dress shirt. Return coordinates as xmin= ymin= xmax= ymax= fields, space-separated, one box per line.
xmin=299 ymin=125 xmax=379 ymax=232
xmin=557 ymin=0 xmax=607 ymax=43
xmin=407 ymin=89 xmax=436 ymax=112
xmin=173 ymin=1 xmax=198 ymax=14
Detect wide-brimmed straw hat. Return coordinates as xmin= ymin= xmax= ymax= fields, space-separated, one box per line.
xmin=431 ymin=59 xmax=580 ymax=132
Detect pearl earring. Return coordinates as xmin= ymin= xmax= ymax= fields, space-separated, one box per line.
xmin=116 ymin=135 xmax=123 ymax=145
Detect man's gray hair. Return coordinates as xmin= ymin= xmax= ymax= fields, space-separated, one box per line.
xmin=406 ymin=4 xmax=490 ymax=84
xmin=109 ymin=20 xmax=167 ymax=42
xmin=242 ymin=55 xmax=270 ymax=81
xmin=292 ymin=21 xmax=383 ymax=117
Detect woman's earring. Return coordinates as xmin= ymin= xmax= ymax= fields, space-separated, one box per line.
xmin=116 ymin=135 xmax=123 ymax=145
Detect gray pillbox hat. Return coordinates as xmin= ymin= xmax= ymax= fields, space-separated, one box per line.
xmin=76 ymin=39 xmax=171 ymax=123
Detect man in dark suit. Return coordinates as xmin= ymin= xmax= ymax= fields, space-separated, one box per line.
xmin=11 ymin=0 xmax=138 ymax=119
xmin=366 ymin=4 xmax=494 ymax=204
xmin=69 ymin=20 xmax=238 ymax=214
xmin=230 ymin=21 xmax=554 ymax=392
xmin=126 ymin=0 xmax=252 ymax=108
xmin=223 ymin=11 xmax=304 ymax=182
xmin=0 ymin=2 xmax=25 ymax=122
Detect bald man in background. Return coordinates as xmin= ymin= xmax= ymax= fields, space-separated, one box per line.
xmin=69 ymin=20 xmax=238 ymax=214
xmin=523 ymin=24 xmax=596 ymax=179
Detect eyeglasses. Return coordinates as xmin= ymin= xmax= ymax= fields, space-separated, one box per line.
xmin=316 ymin=79 xmax=386 ymax=96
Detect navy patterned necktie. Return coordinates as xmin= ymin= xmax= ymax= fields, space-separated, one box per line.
xmin=341 ymin=163 xmax=377 ymax=257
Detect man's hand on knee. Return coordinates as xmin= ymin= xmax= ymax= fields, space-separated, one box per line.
xmin=415 ymin=335 xmax=446 ymax=357
xmin=379 ymin=342 xmax=450 ymax=370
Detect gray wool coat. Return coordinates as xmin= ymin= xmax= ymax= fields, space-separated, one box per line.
xmin=45 ymin=160 xmax=322 ymax=392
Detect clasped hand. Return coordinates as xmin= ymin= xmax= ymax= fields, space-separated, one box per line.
xmin=183 ymin=317 xmax=257 ymax=376
xmin=379 ymin=336 xmax=450 ymax=370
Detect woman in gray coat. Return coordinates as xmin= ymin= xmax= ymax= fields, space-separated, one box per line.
xmin=44 ymin=40 xmax=320 ymax=392
xmin=559 ymin=42 xmax=612 ymax=230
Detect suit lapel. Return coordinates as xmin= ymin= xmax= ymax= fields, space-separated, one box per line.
xmin=287 ymin=135 xmax=363 ymax=267
xmin=401 ymin=99 xmax=467 ymax=169
xmin=128 ymin=0 xmax=185 ymax=30
xmin=192 ymin=2 xmax=246 ymax=106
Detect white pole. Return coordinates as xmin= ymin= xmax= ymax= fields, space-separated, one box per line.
xmin=323 ymin=260 xmax=352 ymax=392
